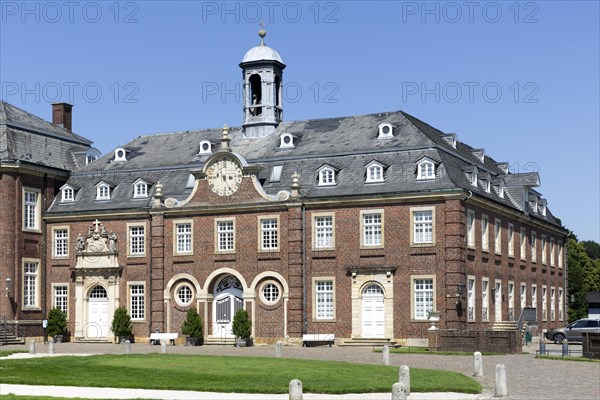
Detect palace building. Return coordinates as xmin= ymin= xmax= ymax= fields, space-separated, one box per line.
xmin=1 ymin=31 xmax=568 ymax=346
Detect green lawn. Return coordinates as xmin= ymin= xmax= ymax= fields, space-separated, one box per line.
xmin=0 ymin=354 xmax=481 ymax=394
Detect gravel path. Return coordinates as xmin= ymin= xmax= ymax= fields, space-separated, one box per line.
xmin=1 ymin=342 xmax=598 ymax=399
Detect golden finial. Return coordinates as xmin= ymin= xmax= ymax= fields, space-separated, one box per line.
xmin=258 ymin=21 xmax=266 ymax=45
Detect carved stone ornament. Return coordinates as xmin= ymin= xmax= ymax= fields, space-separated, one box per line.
xmin=77 ymin=219 xmax=117 ymax=254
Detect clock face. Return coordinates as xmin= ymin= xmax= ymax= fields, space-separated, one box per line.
xmin=207 ymin=156 xmax=243 ymax=196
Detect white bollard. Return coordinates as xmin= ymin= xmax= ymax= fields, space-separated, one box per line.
xmin=48 ymin=340 xmax=55 ymax=354
xmin=125 ymin=340 xmax=131 ymax=354
xmin=29 ymin=339 xmax=35 ymax=354
xmin=276 ymin=341 xmax=283 ymax=358
xmin=473 ymin=351 xmax=483 ymax=377
xmin=161 ymin=340 xmax=167 ymax=354
xmin=391 ymin=382 xmax=408 ymax=400
xmin=494 ymin=364 xmax=507 ymax=397
xmin=383 ymin=345 xmax=390 ymax=366
xmin=289 ymin=379 xmax=303 ymax=400
xmin=399 ymin=365 xmax=410 ymax=395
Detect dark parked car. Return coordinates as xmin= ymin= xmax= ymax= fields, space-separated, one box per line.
xmin=545 ymin=318 xmax=600 ymax=343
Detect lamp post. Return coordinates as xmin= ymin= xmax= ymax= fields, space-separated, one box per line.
xmin=4 ymin=277 xmax=11 ymax=298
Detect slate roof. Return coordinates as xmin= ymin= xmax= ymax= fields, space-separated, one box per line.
xmin=0 ymin=101 xmax=93 ymax=171
xmin=46 ymin=110 xmax=561 ymax=227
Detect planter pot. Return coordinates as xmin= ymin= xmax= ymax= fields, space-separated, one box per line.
xmin=185 ymin=336 xmax=201 ymax=346
xmin=53 ymin=335 xmax=63 ymax=344
xmin=118 ymin=335 xmax=131 ymax=344
xmin=235 ymin=337 xmax=247 ymax=347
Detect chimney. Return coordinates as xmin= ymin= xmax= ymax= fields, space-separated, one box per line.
xmin=52 ymin=103 xmax=73 ymax=131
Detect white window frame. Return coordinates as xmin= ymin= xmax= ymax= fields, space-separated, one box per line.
xmin=520 ymin=283 xmax=527 ymax=311
xmin=481 ymin=214 xmax=489 ymax=252
xmin=61 ymin=186 xmax=74 ymax=202
xmin=550 ymin=238 xmax=555 ymax=266
xmin=313 ymin=212 xmax=335 ymax=250
xmin=411 ymin=206 xmax=435 ymax=245
xmin=508 ymin=223 xmax=515 ymax=258
xmin=508 ymin=281 xmax=515 ymax=321
xmin=22 ymin=258 xmax=40 ymax=309
xmin=52 ymin=226 xmax=69 ymax=258
xmin=416 ymin=158 xmax=435 ymax=180
xmin=411 ymin=276 xmax=435 ymax=320
xmin=129 ymin=282 xmax=145 ymax=321
xmin=542 ymin=285 xmax=547 ymax=321
xmin=96 ymin=183 xmax=110 ymax=201
xmin=133 ymin=180 xmax=148 ymax=198
xmin=317 ymin=166 xmax=336 ymax=186
xmin=531 ymin=231 xmax=537 ymax=262
xmin=558 ymin=240 xmax=564 ymax=268
xmin=174 ymin=220 xmax=193 ymax=255
xmin=259 ymin=280 xmax=282 ymax=305
xmin=467 ymin=276 xmax=476 ymax=322
xmin=128 ymin=223 xmax=146 ymax=256
xmin=173 ymin=281 xmax=195 ymax=307
xmin=494 ymin=219 xmax=502 ymax=255
xmin=520 ymin=227 xmax=527 ymax=261
xmin=259 ymin=215 xmax=279 ymax=252
xmin=550 ymin=286 xmax=555 ymax=321
xmin=531 ymin=284 xmax=537 ymax=311
xmin=558 ymin=287 xmax=564 ymax=321
xmin=52 ymin=284 xmax=69 ymax=318
xmin=482 ymin=278 xmax=489 ymax=321
xmin=467 ymin=210 xmax=475 ymax=248
xmin=22 ymin=188 xmax=41 ymax=231
xmin=541 ymin=234 xmax=547 ymax=265
xmin=365 ymin=161 xmax=385 ymax=183
xmin=215 ymin=218 xmax=235 ymax=253
xmin=361 ymin=210 xmax=384 ymax=248
xmin=313 ymin=277 xmax=335 ymax=321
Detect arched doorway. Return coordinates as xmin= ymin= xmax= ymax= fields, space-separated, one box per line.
xmin=86 ymin=285 xmax=108 ymax=339
xmin=213 ymin=275 xmax=243 ymax=339
xmin=362 ymin=283 xmax=385 ymax=338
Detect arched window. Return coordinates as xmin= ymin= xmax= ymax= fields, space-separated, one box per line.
xmin=96 ymin=183 xmax=110 ymax=200
xmin=249 ymin=74 xmax=262 ymax=116
xmin=133 ymin=181 xmax=148 ymax=198
xmin=174 ymin=282 xmax=194 ymax=307
xmin=363 ymin=283 xmax=384 ymax=296
xmin=318 ymin=167 xmax=336 ymax=186
xmin=366 ymin=161 xmax=385 ymax=183
xmin=61 ymin=187 xmax=74 ymax=202
xmin=417 ymin=159 xmax=436 ymax=180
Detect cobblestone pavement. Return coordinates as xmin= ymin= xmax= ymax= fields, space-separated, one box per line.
xmin=1 ymin=341 xmax=598 ymax=399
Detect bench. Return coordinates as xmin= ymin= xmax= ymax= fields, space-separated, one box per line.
xmin=302 ymin=333 xmax=335 ymax=347
xmin=149 ymin=332 xmax=178 ymax=345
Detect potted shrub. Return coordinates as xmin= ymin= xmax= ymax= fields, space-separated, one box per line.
xmin=181 ymin=308 xmax=203 ymax=346
xmin=110 ymin=306 xmax=133 ymax=343
xmin=47 ymin=307 xmax=67 ymax=343
xmin=231 ymin=309 xmax=252 ymax=347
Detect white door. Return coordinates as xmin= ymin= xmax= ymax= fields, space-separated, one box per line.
xmin=362 ymin=284 xmax=385 ymax=338
xmin=495 ymin=282 xmax=502 ymax=321
xmin=87 ymin=285 xmax=108 ymax=339
xmin=213 ymin=275 xmax=243 ymax=338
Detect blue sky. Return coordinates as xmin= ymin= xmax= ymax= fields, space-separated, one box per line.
xmin=1 ymin=1 xmax=598 ymax=241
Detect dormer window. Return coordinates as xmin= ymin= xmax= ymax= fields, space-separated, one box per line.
xmin=317 ymin=165 xmax=337 ymax=186
xmin=378 ymin=122 xmax=394 ymax=139
xmin=483 ymin=179 xmax=491 ymax=193
xmin=280 ymin=133 xmax=295 ymax=148
xmin=472 ymin=149 xmax=485 ymax=163
xmin=540 ymin=204 xmax=546 ymax=216
xmin=416 ymin=158 xmax=436 ymax=180
xmin=497 ymin=181 xmax=506 ymax=198
xmin=365 ymin=161 xmax=385 ymax=183
xmin=61 ymin=186 xmax=75 ymax=202
xmin=270 ymin=165 xmax=283 ymax=182
xmin=133 ymin=180 xmax=149 ymax=198
xmin=186 ymin=174 xmax=195 ymax=189
xmin=114 ymin=147 xmax=127 ymax=162
xmin=442 ymin=133 xmax=457 ymax=148
xmin=198 ymin=140 xmax=212 ymax=155
xmin=470 ymin=167 xmax=479 ymax=187
xmin=96 ymin=182 xmax=111 ymax=201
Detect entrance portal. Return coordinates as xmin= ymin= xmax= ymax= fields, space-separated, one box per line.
xmin=213 ymin=275 xmax=243 ymax=338
xmin=361 ymin=284 xmax=385 ymax=338
xmin=87 ymin=285 xmax=108 ymax=339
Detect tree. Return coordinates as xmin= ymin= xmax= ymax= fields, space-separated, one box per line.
xmin=110 ymin=307 xmax=133 ymax=339
xmin=581 ymin=240 xmax=600 ymax=260
xmin=181 ymin=308 xmax=203 ymax=342
xmin=231 ymin=309 xmax=252 ymax=339
xmin=567 ymin=238 xmax=600 ymax=321
xmin=46 ymin=307 xmax=67 ymax=338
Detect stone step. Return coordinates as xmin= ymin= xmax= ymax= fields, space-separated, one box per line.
xmin=339 ymin=338 xmax=400 ymax=348
xmin=492 ymin=321 xmax=519 ymax=331
xmin=205 ymin=337 xmax=236 ymax=346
